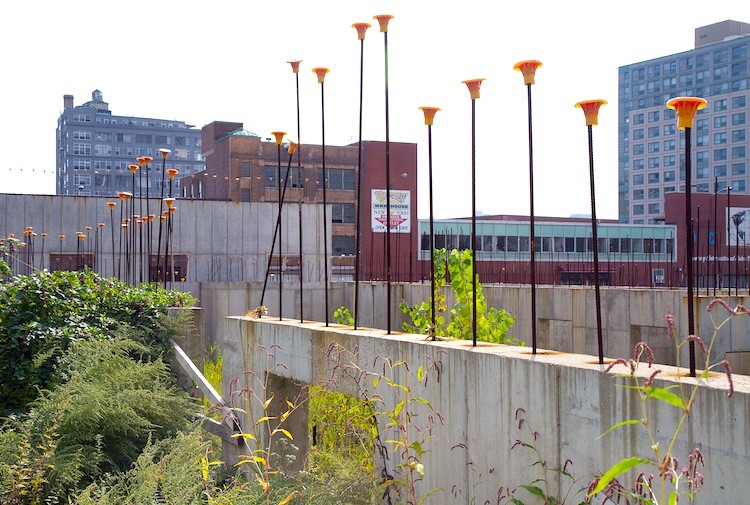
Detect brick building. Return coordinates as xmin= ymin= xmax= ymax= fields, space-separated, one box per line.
xmin=181 ymin=121 xmax=418 ymax=281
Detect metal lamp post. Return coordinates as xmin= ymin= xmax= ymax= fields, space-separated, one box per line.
xmin=666 ymin=96 xmax=708 ymax=378
xmin=271 ymin=131 xmax=287 ymax=320
xmin=514 ymin=59 xmax=542 ymax=354
xmin=352 ymin=22 xmax=371 ymax=329
xmin=575 ymin=99 xmax=607 ymax=365
xmin=462 ymin=78 xmax=485 ymax=347
xmin=312 ymin=66 xmax=331 ymax=326
xmin=288 ymin=59 xmax=304 ymax=322
xmin=419 ymin=106 xmax=440 ymax=340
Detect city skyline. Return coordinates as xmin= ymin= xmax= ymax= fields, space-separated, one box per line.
xmin=0 ymin=0 xmax=742 ymax=220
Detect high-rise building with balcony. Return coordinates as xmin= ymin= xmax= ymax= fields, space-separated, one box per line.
xmin=55 ymin=90 xmax=204 ymax=196
xmin=618 ymin=20 xmax=750 ymax=223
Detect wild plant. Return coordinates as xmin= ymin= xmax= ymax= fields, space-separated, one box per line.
xmin=587 ymin=298 xmax=737 ymax=504
xmin=228 ymin=342 xmax=306 ymax=505
xmin=326 ymin=341 xmax=446 ymax=504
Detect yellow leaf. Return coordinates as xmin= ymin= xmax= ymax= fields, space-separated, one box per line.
xmin=263 ymin=392 xmax=275 ymax=410
xmin=277 ymin=491 xmax=299 ymax=505
xmin=272 ymin=428 xmax=294 ymax=440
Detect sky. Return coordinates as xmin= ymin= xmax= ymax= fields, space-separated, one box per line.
xmin=0 ymin=1 xmax=743 ymax=220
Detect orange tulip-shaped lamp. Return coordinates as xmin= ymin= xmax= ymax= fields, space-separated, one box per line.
xmin=373 ymin=14 xmax=393 ymax=32
xmin=666 ymin=96 xmax=707 ymax=377
xmin=574 ymin=99 xmax=608 ymax=126
xmin=462 ymin=78 xmax=485 ymax=100
xmin=515 ymin=60 xmax=543 ymax=354
xmin=287 ymin=59 xmax=301 ymax=74
xmin=287 ymin=140 xmax=298 ymax=155
xmin=513 ymin=60 xmax=542 ymax=85
xmin=352 ymin=22 xmax=370 ymax=40
xmin=312 ymin=67 xmax=329 ymax=84
xmin=575 ymin=98 xmax=608 ymax=364
xmin=271 ymin=131 xmax=286 ymax=145
xmin=166 ymin=168 xmax=179 ymax=181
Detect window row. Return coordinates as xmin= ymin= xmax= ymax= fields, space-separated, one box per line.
xmin=262 ymin=166 xmax=356 ymax=190
xmin=424 ymin=234 xmax=673 ymax=255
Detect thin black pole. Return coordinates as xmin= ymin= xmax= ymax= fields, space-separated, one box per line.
xmin=526 ymin=83 xmax=538 ymax=354
xmin=471 ymin=98 xmax=478 ymax=347
xmin=288 ymin=60 xmax=303 ymax=323
xmin=320 ymin=75 xmax=330 ymax=326
xmin=109 ymin=203 xmax=116 ymax=278
xmin=379 ymin=18 xmax=393 ymax=335
xmin=144 ymin=157 xmax=151 ymax=282
xmin=587 ymin=124 xmax=604 ymax=365
xmin=157 ymin=150 xmax=169 ymax=283
xmin=420 ymin=107 xmax=440 ymax=340
xmin=685 ymin=126 xmax=696 ymax=375
xmin=353 ymin=23 xmax=369 ymax=329
xmin=276 ymin=139 xmax=283 ymax=320
xmin=260 ymin=146 xmax=296 ymax=311
xmin=714 ymin=177 xmax=718 ymax=296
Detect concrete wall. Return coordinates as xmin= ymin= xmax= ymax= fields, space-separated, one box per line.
xmin=0 ymin=194 xmax=327 ymax=283
xmin=217 ymin=316 xmax=750 ymax=504
xmin=198 ymin=281 xmax=750 ymax=372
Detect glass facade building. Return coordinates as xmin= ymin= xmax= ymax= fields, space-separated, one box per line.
xmin=618 ymin=20 xmax=750 ymax=223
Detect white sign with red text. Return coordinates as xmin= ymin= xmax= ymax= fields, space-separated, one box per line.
xmin=371 ymin=189 xmax=410 ymax=233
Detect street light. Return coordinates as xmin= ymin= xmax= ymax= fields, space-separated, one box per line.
xmin=714 ymin=181 xmax=732 ymax=295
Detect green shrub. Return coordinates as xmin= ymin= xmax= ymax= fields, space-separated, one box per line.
xmin=0 ymin=270 xmax=195 ymax=414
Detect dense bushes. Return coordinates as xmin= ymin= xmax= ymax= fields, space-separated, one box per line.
xmin=0 ymin=270 xmax=194 ymax=414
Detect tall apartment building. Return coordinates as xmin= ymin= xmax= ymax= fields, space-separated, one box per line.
xmin=618 ymin=20 xmax=750 ymax=223
xmin=55 ymin=90 xmax=204 ymax=196
xmin=181 ymin=121 xmax=418 ymax=281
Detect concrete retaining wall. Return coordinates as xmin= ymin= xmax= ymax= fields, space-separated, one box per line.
xmin=216 ymin=316 xmax=750 ymax=504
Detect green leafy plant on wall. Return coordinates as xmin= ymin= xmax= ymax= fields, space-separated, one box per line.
xmin=587 ymin=299 xmax=738 ymax=504
xmin=401 ymin=248 xmax=520 ymax=345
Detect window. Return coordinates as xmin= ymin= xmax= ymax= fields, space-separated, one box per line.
xmin=733 ymin=44 xmax=748 ymax=60
xmin=714 ymin=99 xmax=728 ymax=112
xmin=633 ymin=174 xmax=644 ymax=185
xmin=331 ymin=203 xmax=355 ymax=224
xmin=664 ymin=186 xmax=675 ymax=193
xmin=734 ymin=180 xmax=747 ymax=193
xmin=696 ymin=119 xmax=709 ymax=131
xmin=732 ymin=112 xmax=746 ymax=126
xmin=648 ymin=172 xmax=660 ymax=183
xmin=714 ymin=165 xmax=727 ymax=177
xmin=714 ymin=116 xmax=728 ymax=128
xmin=647 ymin=111 xmax=660 ymax=122
xmin=647 ymin=142 xmax=659 ymax=153
xmin=679 ymin=57 xmax=694 ymax=71
xmin=679 ymin=74 xmax=693 ymax=87
xmin=732 ymin=61 xmax=747 ymax=78
xmin=648 ymin=157 xmax=659 ymax=169
xmin=648 ymin=188 xmax=659 ymax=199
xmin=633 ymin=144 xmax=645 ymax=155
xmin=696 ymin=70 xmax=710 ymax=83
xmin=664 ymin=155 xmax=676 ymax=167
xmin=714 ymin=132 xmax=727 ymax=144
xmin=732 ymin=96 xmax=747 ymax=108
xmin=732 ymin=146 xmax=746 ymax=159
xmin=713 ymin=66 xmax=729 ymax=81
xmin=647 ymin=126 xmax=659 ymax=138
xmin=714 ymin=82 xmax=730 ymax=94
xmin=633 ymin=204 xmax=644 ymax=215
xmin=633 ymin=129 xmax=644 ymax=140
xmin=632 ymin=159 xmax=644 ymax=170
xmin=664 ymin=170 xmax=676 ymax=181
xmin=648 ymin=203 xmax=660 ymax=214
xmin=633 ymin=189 xmax=644 ymax=200
xmin=73 ymin=143 xmax=91 ymax=155
xmin=663 ymin=77 xmax=677 ymax=90
xmin=323 ymin=168 xmax=355 ymax=190
xmin=73 ymin=131 xmax=91 ymax=140
xmin=240 ymin=162 xmax=251 ymax=178
xmin=116 ymin=133 xmax=132 ymax=142
xmin=714 ymin=148 xmax=727 ymax=161
xmin=632 ymin=113 xmax=644 ymax=125
xmin=135 ymin=134 xmax=152 ymax=144
xmin=647 ymin=64 xmax=661 ymax=78
xmin=696 ymin=166 xmax=709 ymax=179
xmin=663 ymin=139 xmax=676 ymax=151
xmin=155 ymin=135 xmax=169 ymax=144
xmin=696 ymin=134 xmax=709 ymax=146
xmin=732 ymin=129 xmax=746 ymax=142
xmin=94 ymin=144 xmax=112 ymax=156
xmin=73 ymin=114 xmax=91 ymax=122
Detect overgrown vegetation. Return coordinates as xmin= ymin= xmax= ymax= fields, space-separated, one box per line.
xmin=0 ymin=269 xmax=195 ymax=415
xmin=400 ymin=248 xmax=520 ymax=344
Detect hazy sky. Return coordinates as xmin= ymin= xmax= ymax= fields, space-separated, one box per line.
xmin=0 ymin=1 xmax=743 ymax=220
